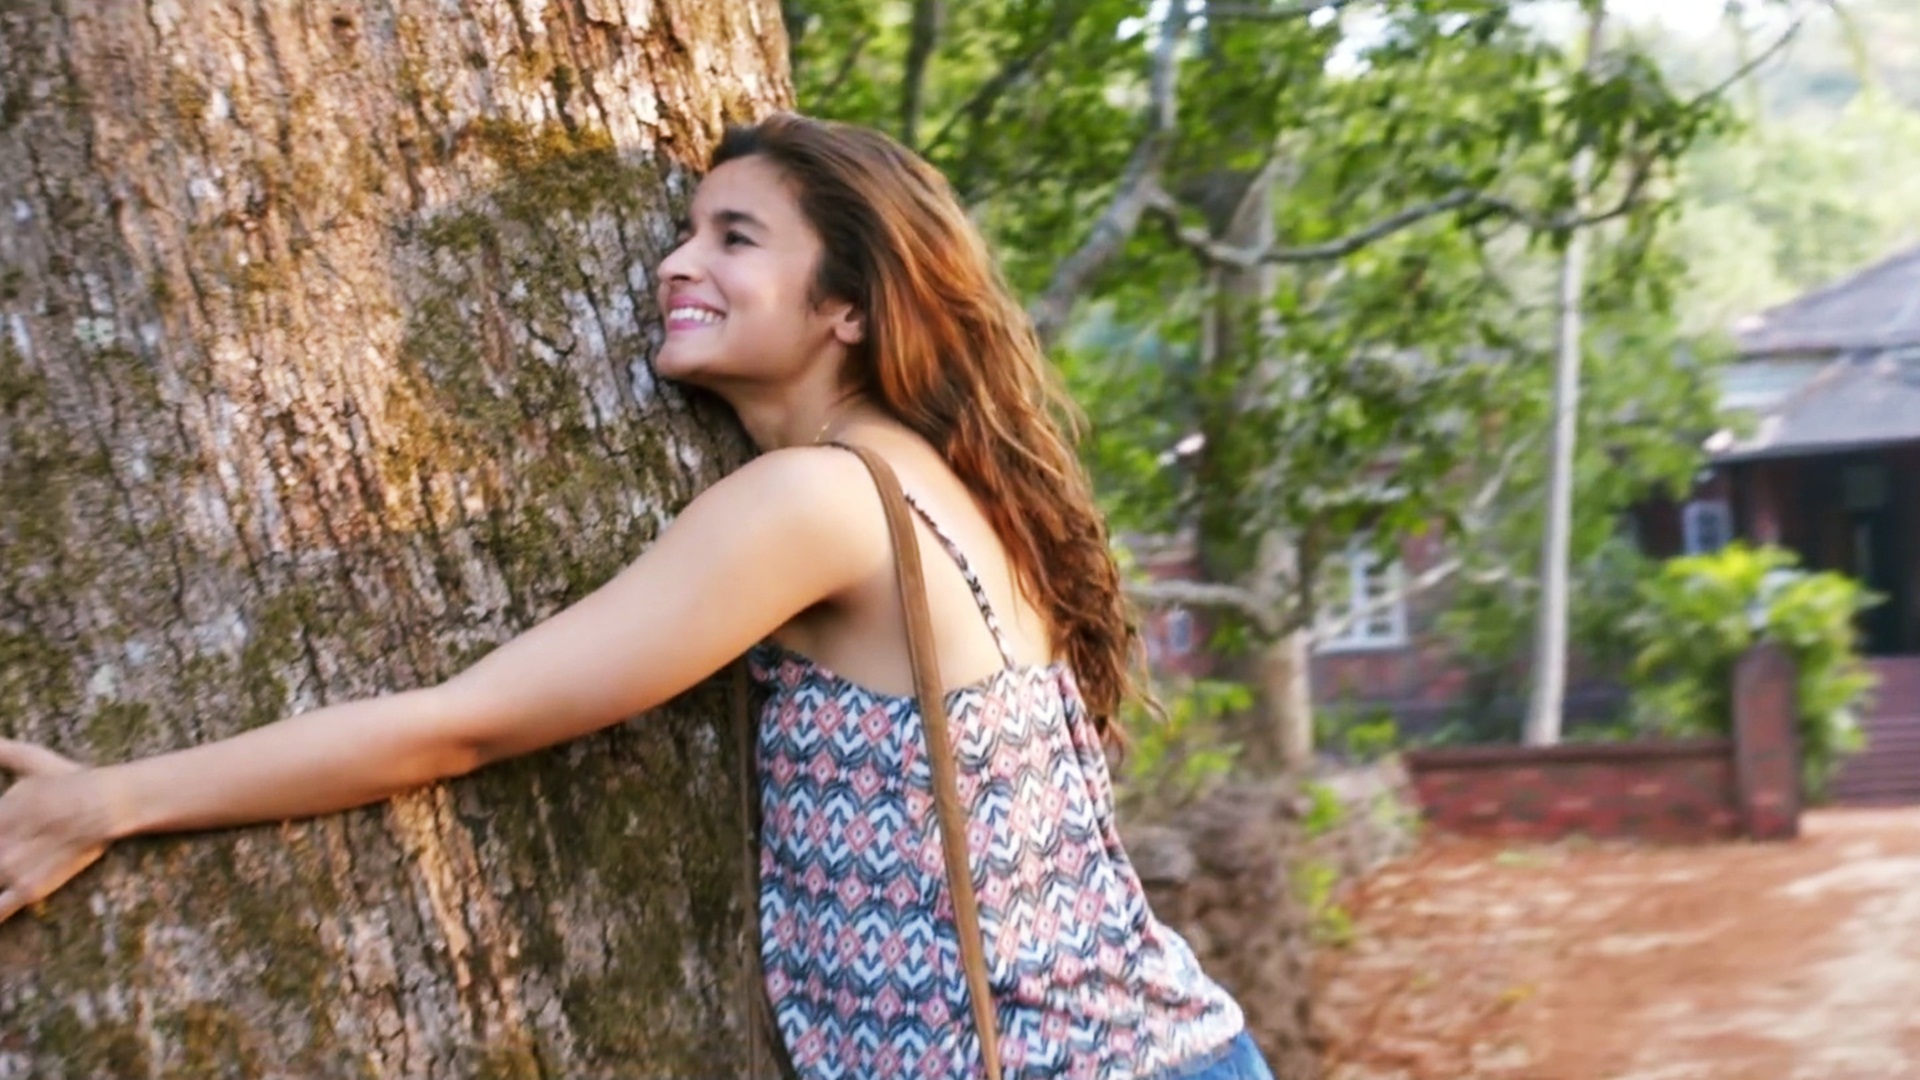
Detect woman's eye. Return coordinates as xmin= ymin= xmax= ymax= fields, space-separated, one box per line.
xmin=724 ymin=230 xmax=752 ymax=248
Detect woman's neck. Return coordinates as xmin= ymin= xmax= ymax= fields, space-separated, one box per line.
xmin=737 ymin=389 xmax=881 ymax=452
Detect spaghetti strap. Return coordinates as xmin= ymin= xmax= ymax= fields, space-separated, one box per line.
xmin=900 ymin=491 xmax=1018 ymax=669
xmin=824 ymin=443 xmax=1018 ymax=669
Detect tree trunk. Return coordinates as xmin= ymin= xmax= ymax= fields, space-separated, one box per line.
xmin=1251 ymin=629 xmax=1315 ymax=771
xmin=0 ymin=2 xmax=788 ymax=1075
xmin=1196 ymin=165 xmax=1315 ymax=771
xmin=1523 ymin=5 xmax=1605 ymax=748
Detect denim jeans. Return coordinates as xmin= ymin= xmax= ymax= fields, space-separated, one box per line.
xmin=1150 ymin=1032 xmax=1276 ymax=1080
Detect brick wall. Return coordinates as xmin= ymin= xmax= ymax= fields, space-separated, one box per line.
xmin=1404 ymin=645 xmax=1802 ymax=843
xmin=1404 ymin=739 xmax=1742 ymax=842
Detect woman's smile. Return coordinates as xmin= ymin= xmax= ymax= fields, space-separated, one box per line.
xmin=665 ymin=300 xmax=726 ymax=333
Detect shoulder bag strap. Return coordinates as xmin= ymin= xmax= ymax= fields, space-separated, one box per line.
xmin=839 ymin=442 xmax=1005 ymax=1080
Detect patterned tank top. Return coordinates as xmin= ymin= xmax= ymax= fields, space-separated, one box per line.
xmin=746 ymin=478 xmax=1245 ymax=1079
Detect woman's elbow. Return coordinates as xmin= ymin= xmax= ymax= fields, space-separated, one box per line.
xmin=404 ymin=684 xmax=493 ymax=782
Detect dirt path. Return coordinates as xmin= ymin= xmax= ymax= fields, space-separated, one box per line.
xmin=1312 ymin=808 xmax=1920 ymax=1080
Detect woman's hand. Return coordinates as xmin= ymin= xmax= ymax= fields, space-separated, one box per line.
xmin=0 ymin=738 xmax=112 ymax=925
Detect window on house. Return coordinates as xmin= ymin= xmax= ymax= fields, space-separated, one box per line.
xmin=1317 ymin=536 xmax=1408 ymax=651
xmin=1682 ymin=500 xmax=1733 ymax=555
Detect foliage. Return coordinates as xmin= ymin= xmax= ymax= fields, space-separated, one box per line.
xmin=786 ymin=0 xmax=1737 ymax=630
xmin=1301 ymin=778 xmax=1347 ymax=839
xmin=1296 ymin=856 xmax=1356 ymax=947
xmin=1626 ymin=542 xmax=1877 ymax=795
xmin=1666 ymin=93 xmax=1920 ymax=338
xmin=1314 ymin=703 xmax=1401 ymax=763
xmin=1436 ymin=532 xmax=1664 ymax=733
xmin=1296 ymin=780 xmax=1357 ymax=946
xmin=1113 ymin=677 xmax=1251 ymax=817
xmin=1620 ymin=0 xmax=1920 ymax=336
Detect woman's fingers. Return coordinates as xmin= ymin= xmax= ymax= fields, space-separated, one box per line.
xmin=0 ymin=738 xmax=83 ymax=778
xmin=0 ymin=767 xmax=111 ymax=927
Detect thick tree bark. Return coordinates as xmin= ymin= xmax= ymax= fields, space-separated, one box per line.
xmin=0 ymin=2 xmax=788 ymax=1075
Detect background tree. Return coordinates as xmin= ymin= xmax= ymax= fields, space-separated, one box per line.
xmin=0 ymin=2 xmax=787 ymax=1074
xmin=1440 ymin=0 xmax=1918 ymax=742
xmin=787 ymin=0 xmax=1742 ymax=766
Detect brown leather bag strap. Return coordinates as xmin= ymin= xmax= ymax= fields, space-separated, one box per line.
xmin=838 ymin=442 xmax=1004 ymax=1080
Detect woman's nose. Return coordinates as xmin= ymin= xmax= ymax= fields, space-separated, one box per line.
xmin=657 ymin=237 xmax=700 ymax=284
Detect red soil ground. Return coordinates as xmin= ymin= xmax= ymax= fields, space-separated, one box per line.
xmin=1312 ymin=808 xmax=1920 ymax=1080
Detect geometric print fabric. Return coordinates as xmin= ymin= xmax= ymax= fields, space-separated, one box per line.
xmin=746 ymin=495 xmax=1244 ymax=1079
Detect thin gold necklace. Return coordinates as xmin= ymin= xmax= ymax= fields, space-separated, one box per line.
xmin=811 ymin=397 xmax=863 ymax=446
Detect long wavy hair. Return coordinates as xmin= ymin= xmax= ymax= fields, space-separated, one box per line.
xmin=711 ymin=113 xmax=1141 ymax=742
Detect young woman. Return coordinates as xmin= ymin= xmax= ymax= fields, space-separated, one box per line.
xmin=0 ymin=114 xmax=1273 ymax=1080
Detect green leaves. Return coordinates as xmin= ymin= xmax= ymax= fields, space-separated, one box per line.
xmin=1114 ymin=677 xmax=1252 ymax=818
xmin=1626 ymin=543 xmax=1877 ymax=795
xmin=788 ymin=1 xmax=1751 ymax=663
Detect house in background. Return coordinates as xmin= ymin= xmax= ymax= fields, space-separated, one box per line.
xmin=1642 ymin=244 xmax=1920 ymax=803
xmin=1641 ymin=244 xmax=1920 ymax=656
xmin=1140 ymin=243 xmax=1920 ymax=799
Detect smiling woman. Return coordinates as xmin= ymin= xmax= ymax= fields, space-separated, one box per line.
xmin=652 ymin=156 xmax=868 ymax=415
xmin=0 ymin=107 xmax=1269 ymax=1080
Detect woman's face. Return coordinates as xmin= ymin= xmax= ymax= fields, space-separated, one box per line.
xmin=653 ymin=156 xmax=860 ymax=389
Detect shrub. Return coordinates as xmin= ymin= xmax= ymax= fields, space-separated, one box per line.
xmin=1627 ymin=542 xmax=1877 ymax=796
xmin=1115 ymin=678 xmax=1251 ymax=818
xmin=1315 ymin=703 xmax=1402 ymax=762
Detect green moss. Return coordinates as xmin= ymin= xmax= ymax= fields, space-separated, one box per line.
xmin=0 ymin=334 xmax=46 ymax=414
xmin=177 ymin=844 xmax=342 ymax=1068
xmin=86 ymin=700 xmax=153 ymax=760
xmin=418 ymin=210 xmax=499 ymax=254
xmin=233 ymin=261 xmax=287 ymax=296
xmin=462 ymin=690 xmax=751 ymax=1065
xmin=164 ymin=67 xmax=209 ymax=125
xmin=237 ymin=588 xmax=320 ymax=730
xmin=161 ymin=1002 xmax=265 ymax=1080
xmin=88 ymin=344 xmax=164 ymax=407
xmin=464 ymin=118 xmax=652 ymax=220
xmin=474 ymin=1038 xmax=547 ymax=1080
xmin=0 ymin=85 xmax=24 ymax=131
xmin=37 ymin=1004 xmax=151 ymax=1077
xmin=0 ymin=341 xmax=90 ymax=724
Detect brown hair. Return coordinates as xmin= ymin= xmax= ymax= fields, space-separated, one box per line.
xmin=711 ymin=113 xmax=1141 ymax=742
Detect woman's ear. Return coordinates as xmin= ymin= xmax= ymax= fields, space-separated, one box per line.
xmin=832 ymin=306 xmax=865 ymax=347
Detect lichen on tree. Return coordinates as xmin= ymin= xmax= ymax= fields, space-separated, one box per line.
xmin=0 ymin=1 xmax=790 ymax=1074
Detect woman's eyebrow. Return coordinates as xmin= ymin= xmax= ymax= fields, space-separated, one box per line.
xmin=712 ymin=208 xmax=768 ymax=232
xmin=673 ymin=208 xmax=769 ymax=240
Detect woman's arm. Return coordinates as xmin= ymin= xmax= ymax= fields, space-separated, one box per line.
xmin=0 ymin=446 xmax=885 ymax=922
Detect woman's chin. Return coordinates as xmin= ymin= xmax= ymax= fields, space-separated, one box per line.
xmin=653 ymin=348 xmax=712 ymax=386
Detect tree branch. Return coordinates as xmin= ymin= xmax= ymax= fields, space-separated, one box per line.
xmin=1126 ymin=578 xmax=1274 ymax=629
xmin=1699 ymin=13 xmax=1804 ymax=107
xmin=1203 ymin=0 xmax=1359 ymax=23
xmin=921 ymin=14 xmax=1072 ymax=157
xmin=812 ymin=27 xmax=877 ymax=110
xmin=1299 ymin=432 xmax=1536 ymax=643
xmin=900 ymin=0 xmax=944 ymax=150
xmin=1028 ymin=1 xmax=1188 ymax=348
xmin=1150 ymin=186 xmax=1482 ymax=269
xmin=1312 ymin=555 xmax=1462 ymax=644
xmin=1144 ymin=13 xmax=1805 ymax=278
xmin=1148 ymin=147 xmax=1659 ymax=273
